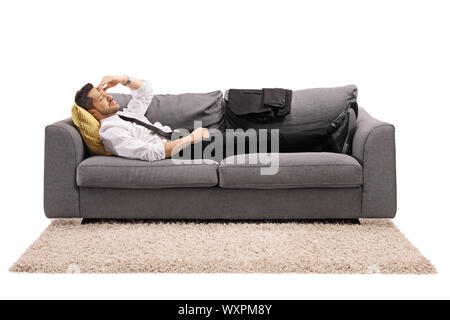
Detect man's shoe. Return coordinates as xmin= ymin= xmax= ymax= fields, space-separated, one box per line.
xmin=342 ymin=108 xmax=357 ymax=154
xmin=328 ymin=108 xmax=357 ymax=154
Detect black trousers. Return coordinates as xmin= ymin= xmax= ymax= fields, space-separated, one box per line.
xmin=173 ymin=129 xmax=290 ymax=161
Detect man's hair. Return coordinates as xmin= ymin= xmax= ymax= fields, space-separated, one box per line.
xmin=75 ymin=83 xmax=94 ymax=110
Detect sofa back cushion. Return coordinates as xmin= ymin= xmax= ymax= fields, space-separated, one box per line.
xmin=111 ymin=90 xmax=225 ymax=132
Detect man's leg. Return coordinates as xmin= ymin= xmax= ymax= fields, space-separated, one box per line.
xmin=224 ymin=129 xmax=284 ymax=155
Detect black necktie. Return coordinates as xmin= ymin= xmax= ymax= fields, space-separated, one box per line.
xmin=118 ymin=114 xmax=173 ymax=139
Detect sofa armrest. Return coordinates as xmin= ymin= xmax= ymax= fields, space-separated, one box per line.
xmin=44 ymin=118 xmax=88 ymax=218
xmin=352 ymin=108 xmax=397 ymax=218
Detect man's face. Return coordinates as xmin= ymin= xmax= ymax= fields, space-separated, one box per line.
xmin=87 ymin=87 xmax=120 ymax=116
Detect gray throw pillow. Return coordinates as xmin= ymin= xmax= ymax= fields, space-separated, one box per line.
xmin=110 ymin=91 xmax=225 ymax=132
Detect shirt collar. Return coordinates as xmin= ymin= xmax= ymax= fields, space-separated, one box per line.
xmin=99 ymin=114 xmax=119 ymax=124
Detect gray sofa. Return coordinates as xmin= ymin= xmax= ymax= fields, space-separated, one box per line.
xmin=44 ymin=86 xmax=396 ymax=220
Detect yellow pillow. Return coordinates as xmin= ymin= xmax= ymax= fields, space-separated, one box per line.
xmin=71 ymin=105 xmax=112 ymax=156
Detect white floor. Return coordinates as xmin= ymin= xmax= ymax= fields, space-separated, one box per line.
xmin=1 ymin=0 xmax=449 ymax=300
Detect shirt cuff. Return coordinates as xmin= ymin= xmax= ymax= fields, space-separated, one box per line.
xmin=153 ymin=142 xmax=166 ymax=161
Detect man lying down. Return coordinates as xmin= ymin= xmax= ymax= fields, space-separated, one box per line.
xmin=74 ymin=75 xmax=281 ymax=163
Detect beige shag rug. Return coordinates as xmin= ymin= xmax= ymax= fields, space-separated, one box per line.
xmin=10 ymin=219 xmax=436 ymax=274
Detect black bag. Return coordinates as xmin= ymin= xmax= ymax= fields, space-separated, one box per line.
xmin=227 ymin=88 xmax=292 ymax=123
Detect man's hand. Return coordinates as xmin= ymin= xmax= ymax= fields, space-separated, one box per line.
xmin=97 ymin=75 xmax=127 ymax=92
xmin=163 ymin=128 xmax=211 ymax=158
xmin=190 ymin=128 xmax=210 ymax=144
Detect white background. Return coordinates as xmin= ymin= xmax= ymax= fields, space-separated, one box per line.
xmin=0 ymin=0 xmax=449 ymax=299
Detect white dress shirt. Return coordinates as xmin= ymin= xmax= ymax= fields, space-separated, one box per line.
xmin=99 ymin=81 xmax=172 ymax=162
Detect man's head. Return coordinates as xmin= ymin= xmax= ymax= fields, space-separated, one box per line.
xmin=74 ymin=83 xmax=119 ymax=120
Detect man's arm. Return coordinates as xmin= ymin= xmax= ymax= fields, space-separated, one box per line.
xmin=162 ymin=136 xmax=192 ymax=158
xmin=101 ymin=126 xmax=210 ymax=161
xmin=98 ymin=75 xmax=152 ymax=115
xmin=101 ymin=128 xmax=166 ymax=162
xmin=163 ymin=128 xmax=210 ymax=158
xmin=97 ymin=75 xmax=144 ymax=91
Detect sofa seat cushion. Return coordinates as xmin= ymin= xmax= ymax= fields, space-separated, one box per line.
xmin=77 ymin=156 xmax=219 ymax=188
xmin=218 ymin=152 xmax=362 ymax=189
